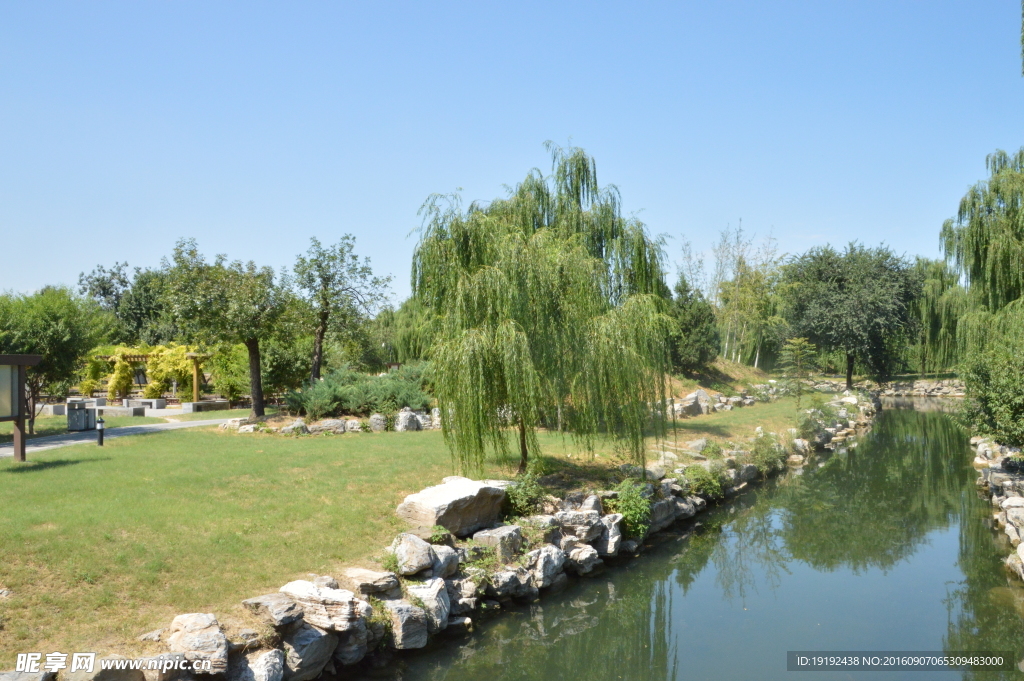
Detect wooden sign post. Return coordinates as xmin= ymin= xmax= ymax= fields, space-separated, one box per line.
xmin=0 ymin=355 xmax=42 ymax=462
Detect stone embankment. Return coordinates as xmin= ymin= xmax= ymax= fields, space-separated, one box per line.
xmin=879 ymin=379 xmax=964 ymax=398
xmin=2 ymin=391 xmax=882 ymax=681
xmin=970 ymin=438 xmax=1024 ymax=580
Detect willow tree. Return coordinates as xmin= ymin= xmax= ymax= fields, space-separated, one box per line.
xmin=412 ymin=144 xmax=671 ymax=473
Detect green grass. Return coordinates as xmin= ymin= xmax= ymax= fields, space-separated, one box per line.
xmin=0 ymin=397 xmax=799 ymax=663
xmin=663 ymin=396 xmax=800 ymax=446
xmin=0 ymin=415 xmax=165 ymax=444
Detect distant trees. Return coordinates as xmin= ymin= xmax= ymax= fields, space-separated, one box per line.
xmin=781 ymin=243 xmax=921 ymax=389
xmin=413 ymin=144 xmax=671 ymax=472
xmin=163 ymin=239 xmax=290 ymax=417
xmin=666 ymin=273 xmax=718 ymax=374
xmin=78 ymin=263 xmax=175 ymax=345
xmin=0 ymin=288 xmax=103 ymax=432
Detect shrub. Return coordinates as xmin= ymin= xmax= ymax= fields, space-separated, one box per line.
xmin=751 ymin=433 xmax=786 ymax=475
xmin=428 ymin=525 xmax=450 ymax=544
xmin=380 ymin=551 xmax=399 ymax=573
xmin=504 ymin=474 xmax=543 ymax=518
xmin=701 ymin=440 xmax=723 ymax=458
xmin=685 ymin=463 xmax=724 ymax=498
xmin=607 ymin=479 xmax=651 ymax=538
xmin=959 ymin=341 xmax=1024 ymax=446
xmin=286 ymin=362 xmax=432 ymax=418
xmin=77 ymin=379 xmax=99 ymax=397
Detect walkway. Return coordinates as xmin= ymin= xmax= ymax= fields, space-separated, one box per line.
xmin=0 ymin=418 xmax=234 ymax=458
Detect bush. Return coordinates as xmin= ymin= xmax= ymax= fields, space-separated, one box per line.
xmin=77 ymin=379 xmax=99 ymax=397
xmin=959 ymin=341 xmax=1024 ymax=446
xmin=751 ymin=433 xmax=786 ymax=475
xmin=685 ymin=463 xmax=724 ymax=498
xmin=701 ymin=440 xmax=723 ymax=458
xmin=607 ymin=479 xmax=651 ymax=539
xmin=504 ymin=474 xmax=543 ymax=518
xmin=286 ymin=362 xmax=433 ymax=418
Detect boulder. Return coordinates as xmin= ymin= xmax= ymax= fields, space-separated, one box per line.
xmin=227 ymin=650 xmax=284 ymax=681
xmin=553 ymin=510 xmax=602 ymax=542
xmin=405 ymin=577 xmax=450 ymax=633
xmin=369 ymin=414 xmax=386 ymax=432
xmin=381 ymin=600 xmax=429 ymax=649
xmin=685 ymin=438 xmax=708 ymax=453
xmin=238 ymin=425 xmax=257 ymax=434
xmin=241 ymin=593 xmax=304 ymax=628
xmin=791 ymin=438 xmax=810 ymax=454
xmin=523 ymin=515 xmax=561 ymax=543
xmin=138 ymin=654 xmax=191 ymax=681
xmin=64 ymin=658 xmax=141 ymax=681
xmin=389 ymin=533 xmax=436 ymax=575
xmin=396 ymin=477 xmax=507 ymax=536
xmin=445 ymin=576 xmax=480 ymax=615
xmin=1003 ymin=497 xmax=1024 ymax=509
xmin=472 ymin=525 xmax=522 ymax=564
xmin=485 ymin=568 xmax=531 ymax=599
xmin=430 ymin=545 xmax=460 ymax=578
xmin=311 ymin=575 xmax=339 ymax=589
xmin=345 ymin=419 xmax=362 ymax=432
xmin=278 ymin=581 xmax=368 ymax=632
xmin=332 ymin=618 xmax=369 ymax=667
xmin=565 ymin=544 xmax=601 ymax=575
xmin=528 ymin=544 xmax=566 ymax=587
xmin=395 ymin=408 xmax=421 ymax=432
xmin=280 ymin=420 xmax=309 ymax=435
xmin=592 ymin=513 xmax=623 ymax=557
xmin=281 ymin=623 xmax=337 ymax=681
xmin=308 ymin=419 xmax=346 ymax=434
xmin=737 ymin=463 xmax=758 ymax=483
xmin=648 ymin=499 xmax=676 ymax=533
xmin=165 ymin=614 xmax=229 ymax=675
xmin=787 ymin=454 xmax=805 ymax=466
xmin=445 ymin=615 xmax=473 ymax=634
xmin=336 ymin=567 xmax=400 ymax=599
xmin=579 ymin=495 xmax=603 ymax=514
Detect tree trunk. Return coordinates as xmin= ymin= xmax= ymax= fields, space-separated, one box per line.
xmin=28 ymin=384 xmax=37 ymax=435
xmin=846 ymin=352 xmax=855 ymax=391
xmin=518 ymin=418 xmax=529 ymax=475
xmin=245 ymin=338 xmax=266 ymax=417
xmin=753 ymin=339 xmax=761 ymax=369
xmin=310 ymin=306 xmax=330 ymax=382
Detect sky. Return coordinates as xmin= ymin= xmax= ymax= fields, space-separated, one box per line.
xmin=2 ymin=1 xmax=1023 ymax=302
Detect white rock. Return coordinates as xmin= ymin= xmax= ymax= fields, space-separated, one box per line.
xmin=382 ymin=600 xmax=429 ymax=649
xmin=471 ymin=525 xmax=522 ymax=564
xmin=430 ymin=544 xmax=460 ymax=578
xmin=278 ymin=580 xmax=368 ymax=632
xmin=592 ymin=513 xmax=623 ymax=557
xmin=336 ymin=567 xmax=400 ymax=598
xmin=528 ymin=544 xmax=566 ymax=587
xmin=281 ymin=623 xmax=337 ymax=681
xmin=389 ymin=533 xmax=436 ymax=575
xmin=405 ymin=577 xmax=450 ymax=633
xmin=228 ymin=650 xmax=284 ymax=681
xmin=166 ymin=614 xmax=229 ymax=675
xmin=396 ymin=477 xmax=507 ymax=536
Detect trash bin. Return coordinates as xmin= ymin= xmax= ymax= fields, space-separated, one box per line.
xmin=67 ymin=401 xmax=96 ymax=431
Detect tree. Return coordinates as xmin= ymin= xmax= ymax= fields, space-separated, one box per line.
xmin=779 ymin=337 xmax=817 ymax=408
xmin=0 ymin=288 xmax=104 ymax=432
xmin=782 ymin=243 xmax=921 ymax=389
xmin=667 ymin=272 xmax=719 ymax=374
xmin=79 ymin=263 xmax=176 ymax=345
xmin=412 ymin=143 xmax=671 ymax=473
xmin=163 ymin=239 xmax=289 ymax=417
xmin=293 ymin=236 xmax=391 ymax=382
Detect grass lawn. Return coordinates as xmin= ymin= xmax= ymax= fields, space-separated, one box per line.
xmin=0 ymin=397 xmax=799 ymax=665
xmin=0 ymin=415 xmax=166 ymax=445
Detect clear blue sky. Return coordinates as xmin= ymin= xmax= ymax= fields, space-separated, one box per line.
xmin=2 ymin=1 xmax=1022 ymax=300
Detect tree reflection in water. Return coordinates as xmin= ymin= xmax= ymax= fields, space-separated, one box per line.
xmin=354 ymin=409 xmax=1024 ymax=681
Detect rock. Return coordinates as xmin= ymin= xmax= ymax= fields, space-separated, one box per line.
xmin=396 ymin=477 xmax=507 ymax=536
xmin=737 ymin=463 xmax=758 ymax=483
xmin=445 ymin=615 xmax=473 ymax=634
xmin=405 ymin=577 xmax=450 ymax=633
xmin=138 ymin=628 xmax=165 ymax=642
xmin=381 ymin=600 xmax=429 ymax=649
xmin=242 ymin=593 xmax=304 ymax=628
xmin=395 ymin=408 xmax=421 ymax=432
xmin=553 ymin=510 xmax=603 ymax=542
xmin=333 ymin=618 xmax=369 ymax=667
xmin=139 ymin=654 xmax=190 ymax=681
xmin=742 ymin=398 xmax=756 ymax=407
xmin=787 ymin=454 xmax=805 ymax=466
xmin=279 ymin=580 xmax=369 ymax=632
xmin=280 ymin=420 xmax=309 ymax=435
xmin=228 ymin=650 xmax=285 ymax=681
xmin=685 ymin=438 xmax=708 ymax=453
xmin=565 ymin=544 xmax=601 ymax=575
xmin=368 ymin=414 xmax=386 ymax=432
xmin=618 ymin=464 xmax=658 ymax=481
xmin=791 ymin=438 xmax=810 ymax=454
xmin=528 ymin=544 xmax=566 ymax=587
xmin=1003 ymin=497 xmax=1024 ymax=509
xmin=389 ymin=533 xmax=437 ymax=575
xmin=64 ymin=658 xmax=141 ymax=681
xmin=523 ymin=515 xmax=561 ymax=543
xmin=486 ymin=568 xmax=531 ymax=599
xmin=620 ymin=539 xmax=641 ymax=556
xmin=336 ymin=567 xmax=401 ymax=599
xmin=472 ymin=525 xmax=523 ymax=564
xmin=345 ymin=419 xmax=362 ymax=432
xmin=308 ymin=420 xmax=346 ymax=434
xmin=579 ymin=495 xmax=603 ymax=514
xmin=672 ymin=497 xmax=697 ymax=520
xmin=430 ymin=545 xmax=460 ymax=578
xmin=311 ymin=575 xmax=339 ymax=589
xmin=648 ymin=498 xmax=677 ymax=533
xmin=445 ymin=576 xmax=480 ymax=614
xmin=281 ymin=623 xmax=338 ymax=681
xmin=238 ymin=425 xmax=257 ymax=434
xmin=592 ymin=513 xmax=623 ymax=556
xmin=645 ymin=463 xmax=667 ymax=480
xmin=166 ymin=614 xmax=229 ymax=674
xmin=1007 ymin=507 xmax=1024 ymax=530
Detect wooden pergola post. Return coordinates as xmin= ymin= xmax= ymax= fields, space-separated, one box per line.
xmin=185 ymin=353 xmax=210 ymax=404
xmin=0 ymin=355 xmax=43 ymax=462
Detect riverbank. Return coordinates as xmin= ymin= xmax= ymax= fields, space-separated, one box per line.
xmin=101 ymin=390 xmax=882 ymax=681
xmin=969 ymin=437 xmax=1024 ymax=581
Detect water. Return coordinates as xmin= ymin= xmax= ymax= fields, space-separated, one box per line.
xmin=358 ymin=408 xmax=1024 ymax=680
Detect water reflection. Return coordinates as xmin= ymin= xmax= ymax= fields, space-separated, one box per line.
xmin=357 ymin=410 xmax=1024 ymax=681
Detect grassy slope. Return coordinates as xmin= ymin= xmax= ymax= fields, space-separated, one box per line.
xmin=0 ymin=397 xmax=799 ymax=664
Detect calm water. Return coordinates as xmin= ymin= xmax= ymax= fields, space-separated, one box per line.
xmin=359 ymin=408 xmax=1024 ymax=681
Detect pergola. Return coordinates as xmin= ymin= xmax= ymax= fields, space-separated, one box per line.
xmin=0 ymin=354 xmax=42 ymax=462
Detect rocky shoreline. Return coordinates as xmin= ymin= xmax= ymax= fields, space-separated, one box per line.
xmin=970 ymin=438 xmax=1024 ymax=580
xmin=1 ymin=391 xmax=884 ymax=681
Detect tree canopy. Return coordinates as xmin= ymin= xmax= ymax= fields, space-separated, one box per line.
xmin=782 ymin=243 xmax=920 ymax=388
xmin=666 ymin=273 xmax=719 ymax=375
xmin=412 ymin=143 xmax=671 ymax=472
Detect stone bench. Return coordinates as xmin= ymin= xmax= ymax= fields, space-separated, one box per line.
xmin=181 ymin=400 xmax=230 ymax=413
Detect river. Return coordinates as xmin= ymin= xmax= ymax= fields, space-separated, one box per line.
xmin=354 ymin=407 xmax=1024 ymax=681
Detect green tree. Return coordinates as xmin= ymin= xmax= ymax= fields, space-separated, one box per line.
xmin=0 ymin=287 xmax=105 ymax=432
xmin=293 ymin=236 xmax=391 ymax=382
xmin=782 ymin=243 xmax=921 ymax=389
xmin=412 ymin=143 xmax=671 ymax=473
xmin=163 ymin=239 xmax=289 ymax=417
xmin=78 ymin=263 xmax=176 ymax=345
xmin=779 ymin=337 xmax=817 ymax=408
xmin=667 ymin=272 xmax=719 ymax=374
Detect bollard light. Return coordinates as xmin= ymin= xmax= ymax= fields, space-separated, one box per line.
xmin=97 ymin=417 xmax=105 ymax=446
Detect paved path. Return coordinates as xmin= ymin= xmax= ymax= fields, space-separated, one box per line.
xmin=0 ymin=418 xmax=233 ymax=458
